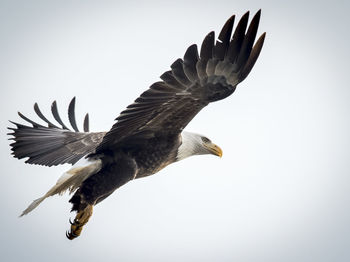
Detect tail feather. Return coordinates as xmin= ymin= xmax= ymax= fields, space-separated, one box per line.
xmin=20 ymin=197 xmax=46 ymax=217
xmin=20 ymin=158 xmax=102 ymax=216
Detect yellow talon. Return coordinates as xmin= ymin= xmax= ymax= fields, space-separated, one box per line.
xmin=66 ymin=204 xmax=93 ymax=240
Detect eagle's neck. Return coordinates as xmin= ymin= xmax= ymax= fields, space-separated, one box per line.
xmin=176 ymin=131 xmax=206 ymax=161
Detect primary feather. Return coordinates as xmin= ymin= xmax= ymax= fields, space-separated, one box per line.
xmin=8 ymin=97 xmax=105 ymax=166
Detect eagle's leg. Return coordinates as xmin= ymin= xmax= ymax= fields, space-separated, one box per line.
xmin=66 ymin=154 xmax=138 ymax=240
xmin=66 ymin=204 xmax=93 ymax=240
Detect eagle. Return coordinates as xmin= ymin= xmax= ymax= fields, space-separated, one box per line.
xmin=8 ymin=11 xmax=265 ymax=240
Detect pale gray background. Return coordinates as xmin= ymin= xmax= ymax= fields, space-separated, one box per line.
xmin=1 ymin=0 xmax=349 ymax=261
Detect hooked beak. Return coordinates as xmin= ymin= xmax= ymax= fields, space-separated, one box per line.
xmin=206 ymin=143 xmax=223 ymax=158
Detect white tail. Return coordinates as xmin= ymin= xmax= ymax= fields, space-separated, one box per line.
xmin=20 ymin=157 xmax=102 ymax=217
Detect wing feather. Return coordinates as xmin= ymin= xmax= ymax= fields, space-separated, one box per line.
xmin=206 ymin=58 xmax=219 ymax=76
xmin=68 ymin=97 xmax=80 ymax=132
xmin=239 ymin=32 xmax=266 ymax=82
xmin=83 ymin=113 xmax=89 ymax=132
xmin=171 ymin=59 xmax=192 ymax=87
xmin=51 ymin=101 xmax=70 ymax=130
xmin=183 ymin=44 xmax=199 ymax=82
xmin=160 ymin=71 xmax=186 ymax=90
xmin=8 ymin=98 xmax=105 ymax=167
xmin=96 ymin=11 xmax=266 ymax=151
xmin=213 ymin=14 xmax=235 ymax=60
xmin=34 ymin=103 xmax=59 ymax=128
xmin=235 ymin=10 xmax=261 ymax=70
xmin=17 ymin=112 xmax=45 ymax=128
xmin=200 ymin=31 xmax=215 ymax=61
xmin=227 ymin=11 xmax=250 ymax=65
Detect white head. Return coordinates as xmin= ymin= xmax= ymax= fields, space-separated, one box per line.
xmin=176 ymin=131 xmax=223 ymax=161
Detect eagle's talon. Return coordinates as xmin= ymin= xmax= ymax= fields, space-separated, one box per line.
xmin=66 ymin=230 xmax=72 ymax=239
xmin=66 ymin=230 xmax=78 ymax=240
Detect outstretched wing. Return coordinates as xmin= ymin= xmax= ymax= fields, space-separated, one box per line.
xmin=8 ymin=98 xmax=106 ymax=167
xmin=97 ymin=11 xmax=265 ymax=151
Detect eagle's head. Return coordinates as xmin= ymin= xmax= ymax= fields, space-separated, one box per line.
xmin=176 ymin=131 xmax=223 ymax=161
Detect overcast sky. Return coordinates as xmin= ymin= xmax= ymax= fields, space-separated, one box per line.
xmin=1 ymin=0 xmax=349 ymax=261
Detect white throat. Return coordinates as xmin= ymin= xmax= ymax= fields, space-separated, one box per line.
xmin=176 ymin=131 xmax=205 ymax=161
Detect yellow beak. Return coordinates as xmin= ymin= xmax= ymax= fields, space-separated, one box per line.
xmin=206 ymin=143 xmax=223 ymax=158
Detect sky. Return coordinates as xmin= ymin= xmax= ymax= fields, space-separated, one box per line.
xmin=1 ymin=0 xmax=349 ymax=261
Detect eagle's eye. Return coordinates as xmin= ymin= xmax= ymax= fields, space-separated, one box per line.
xmin=201 ymin=137 xmax=211 ymax=143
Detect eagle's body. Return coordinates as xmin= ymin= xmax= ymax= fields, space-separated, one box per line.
xmin=8 ymin=11 xmax=265 ymax=239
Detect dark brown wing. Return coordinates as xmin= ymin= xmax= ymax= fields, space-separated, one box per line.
xmin=97 ymin=11 xmax=266 ymax=151
xmin=8 ymin=98 xmax=106 ymax=167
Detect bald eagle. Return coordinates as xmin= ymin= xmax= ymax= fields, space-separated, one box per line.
xmin=8 ymin=11 xmax=265 ymax=240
